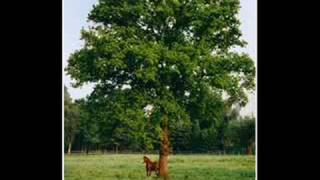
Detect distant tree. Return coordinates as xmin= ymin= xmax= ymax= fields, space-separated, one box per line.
xmin=216 ymin=104 xmax=240 ymax=151
xmin=239 ymin=116 xmax=255 ymax=155
xmin=64 ymin=86 xmax=72 ymax=103
xmin=75 ymin=98 xmax=102 ymax=154
xmin=225 ymin=116 xmax=255 ymax=154
xmin=66 ymin=0 xmax=255 ymax=177
xmin=191 ymin=119 xmax=201 ymax=151
xmin=170 ymin=119 xmax=192 ymax=152
xmin=64 ymin=86 xmax=80 ymax=155
xmin=187 ymin=85 xmax=224 ymax=152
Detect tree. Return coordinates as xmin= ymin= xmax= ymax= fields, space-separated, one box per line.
xmin=225 ymin=116 xmax=255 ymax=154
xmin=170 ymin=118 xmax=192 ymax=152
xmin=66 ymin=0 xmax=255 ymax=178
xmin=80 ymin=89 xmax=158 ymax=153
xmin=64 ymin=86 xmax=80 ymax=155
xmin=187 ymin=85 xmax=224 ymax=152
xmin=216 ymin=103 xmax=240 ymax=152
xmin=238 ymin=116 xmax=255 ymax=155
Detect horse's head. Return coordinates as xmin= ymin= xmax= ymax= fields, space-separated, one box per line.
xmin=143 ymin=156 xmax=149 ymax=164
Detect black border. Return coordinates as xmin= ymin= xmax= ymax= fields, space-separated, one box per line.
xmin=13 ymin=0 xmax=63 ymax=179
xmin=12 ymin=0 xmax=272 ymax=179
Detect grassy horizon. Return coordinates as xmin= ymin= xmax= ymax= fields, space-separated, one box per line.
xmin=64 ymin=154 xmax=255 ymax=180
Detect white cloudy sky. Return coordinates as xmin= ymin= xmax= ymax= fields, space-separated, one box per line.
xmin=63 ymin=0 xmax=257 ymax=116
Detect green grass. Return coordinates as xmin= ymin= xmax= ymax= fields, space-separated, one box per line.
xmin=64 ymin=154 xmax=255 ymax=180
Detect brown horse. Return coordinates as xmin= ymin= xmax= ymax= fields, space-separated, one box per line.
xmin=143 ymin=156 xmax=159 ymax=177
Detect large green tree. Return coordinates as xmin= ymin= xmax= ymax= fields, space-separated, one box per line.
xmin=66 ymin=0 xmax=255 ymax=177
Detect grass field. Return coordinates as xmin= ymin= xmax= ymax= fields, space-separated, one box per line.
xmin=64 ymin=154 xmax=255 ymax=180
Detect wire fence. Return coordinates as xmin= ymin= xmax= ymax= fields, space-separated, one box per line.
xmin=67 ymin=147 xmax=254 ymax=155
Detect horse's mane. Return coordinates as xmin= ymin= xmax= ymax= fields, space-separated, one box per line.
xmin=143 ymin=156 xmax=152 ymax=163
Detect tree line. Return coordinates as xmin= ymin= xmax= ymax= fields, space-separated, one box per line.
xmin=65 ymin=86 xmax=255 ymax=155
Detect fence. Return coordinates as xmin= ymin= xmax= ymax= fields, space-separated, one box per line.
xmin=67 ymin=147 xmax=253 ymax=155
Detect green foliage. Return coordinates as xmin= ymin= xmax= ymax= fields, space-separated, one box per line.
xmin=74 ymin=90 xmax=159 ymax=152
xmin=64 ymin=86 xmax=72 ymax=103
xmin=170 ymin=118 xmax=192 ymax=151
xmin=69 ymin=94 xmax=255 ymax=153
xmin=64 ymin=86 xmax=81 ymax=150
xmin=225 ymin=116 xmax=255 ymax=152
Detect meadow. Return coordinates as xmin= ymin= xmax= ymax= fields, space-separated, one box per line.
xmin=64 ymin=154 xmax=255 ymax=180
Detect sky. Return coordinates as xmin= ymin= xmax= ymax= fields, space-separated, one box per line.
xmin=63 ymin=0 xmax=257 ymax=116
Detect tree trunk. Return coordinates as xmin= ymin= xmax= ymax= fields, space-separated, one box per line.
xmin=247 ymin=141 xmax=255 ymax=155
xmin=86 ymin=145 xmax=89 ymax=155
xmin=115 ymin=145 xmax=118 ymax=154
xmin=218 ymin=128 xmax=225 ymax=152
xmin=67 ymin=141 xmax=72 ymax=155
xmin=159 ymin=114 xmax=170 ymax=179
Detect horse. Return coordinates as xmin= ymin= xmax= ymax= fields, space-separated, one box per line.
xmin=143 ymin=156 xmax=159 ymax=177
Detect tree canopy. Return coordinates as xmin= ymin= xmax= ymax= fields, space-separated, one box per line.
xmin=66 ymin=0 xmax=255 ymax=126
